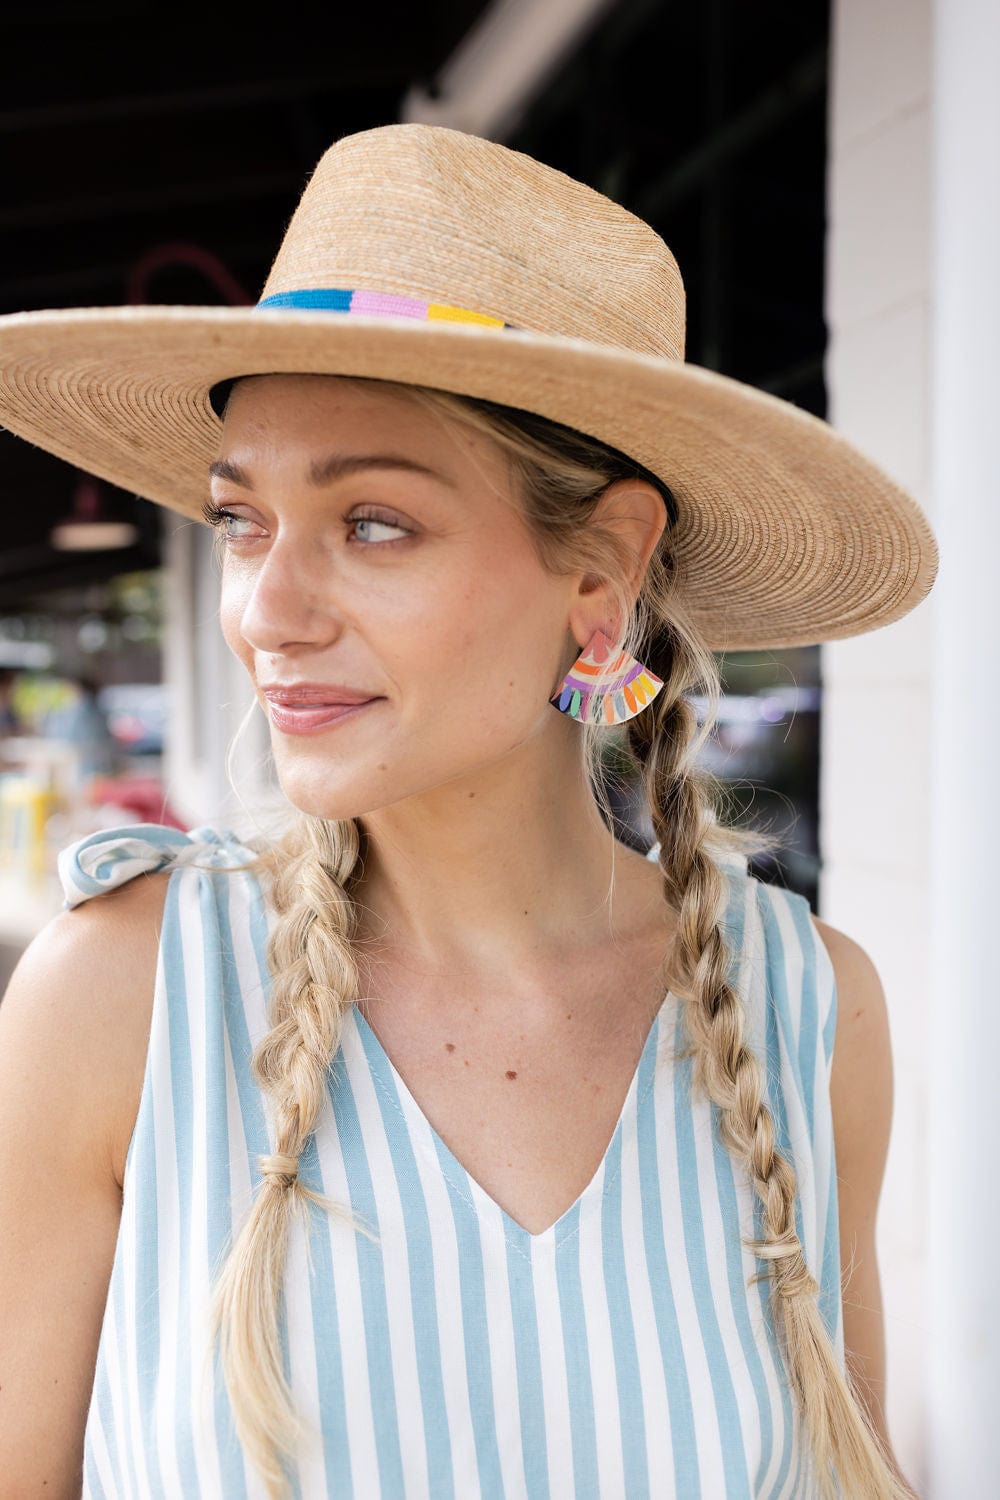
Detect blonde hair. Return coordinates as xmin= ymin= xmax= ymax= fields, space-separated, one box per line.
xmin=203 ymin=375 xmax=908 ymax=1498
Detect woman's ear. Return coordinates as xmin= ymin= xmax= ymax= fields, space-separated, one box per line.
xmin=566 ymin=476 xmax=667 ymax=644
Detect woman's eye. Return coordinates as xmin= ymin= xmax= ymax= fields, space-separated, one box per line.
xmin=202 ymin=501 xmax=258 ymax=541
xmin=221 ymin=510 xmax=257 ymax=540
xmin=200 ymin=500 xmax=411 ymax=547
xmin=348 ymin=511 xmax=412 ymax=545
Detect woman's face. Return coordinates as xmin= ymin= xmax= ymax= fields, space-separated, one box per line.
xmin=213 ymin=373 xmax=578 ymax=821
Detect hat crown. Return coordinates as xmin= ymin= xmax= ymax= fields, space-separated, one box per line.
xmin=260 ymin=123 xmax=686 ymax=362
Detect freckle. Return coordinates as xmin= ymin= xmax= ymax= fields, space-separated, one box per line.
xmin=565 ymin=1012 xmax=573 ymax=1020
xmin=464 ymin=1058 xmax=470 ymax=1066
xmin=505 ymin=1069 xmax=518 ymax=1080
xmin=591 ymin=1081 xmax=602 ymax=1095
xmin=445 ymin=1042 xmax=455 ymax=1052
xmin=469 ymin=791 xmax=475 ymax=798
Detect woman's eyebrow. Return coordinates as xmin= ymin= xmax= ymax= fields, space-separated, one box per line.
xmin=208 ymin=453 xmax=458 ymax=489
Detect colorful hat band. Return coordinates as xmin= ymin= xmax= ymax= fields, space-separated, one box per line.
xmin=255 ymin=286 xmax=519 ymax=329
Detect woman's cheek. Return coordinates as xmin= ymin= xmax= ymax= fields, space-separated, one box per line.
xmin=218 ymin=580 xmax=252 ymax=665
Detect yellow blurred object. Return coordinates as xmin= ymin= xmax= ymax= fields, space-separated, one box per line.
xmin=0 ymin=773 xmax=59 ymax=878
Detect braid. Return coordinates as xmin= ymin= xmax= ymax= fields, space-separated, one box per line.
xmin=204 ymin=814 xmax=374 ymax=1498
xmin=625 ymin=623 xmax=912 ymax=1499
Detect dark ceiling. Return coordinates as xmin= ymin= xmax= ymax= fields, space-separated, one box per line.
xmin=0 ymin=0 xmax=829 ymax=607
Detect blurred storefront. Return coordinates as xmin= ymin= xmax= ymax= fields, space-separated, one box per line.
xmin=0 ymin=569 xmax=182 ymax=988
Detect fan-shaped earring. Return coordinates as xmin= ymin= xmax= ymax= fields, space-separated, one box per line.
xmin=549 ymin=628 xmax=664 ymax=724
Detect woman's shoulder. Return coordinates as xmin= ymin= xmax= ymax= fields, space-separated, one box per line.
xmin=17 ymin=821 xmax=264 ymax=1185
xmin=2 ymin=830 xmax=193 ymax=1197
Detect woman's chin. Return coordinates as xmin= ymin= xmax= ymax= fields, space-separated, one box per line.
xmin=273 ymin=762 xmax=399 ymax=824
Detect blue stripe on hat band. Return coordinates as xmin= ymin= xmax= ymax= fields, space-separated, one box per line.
xmin=257 ymin=288 xmax=355 ymax=311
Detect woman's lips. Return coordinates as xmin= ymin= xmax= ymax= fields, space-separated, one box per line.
xmin=266 ymin=698 xmax=380 ymax=734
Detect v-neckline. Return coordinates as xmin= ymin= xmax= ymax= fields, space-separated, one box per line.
xmin=347 ymin=994 xmax=671 ymax=1244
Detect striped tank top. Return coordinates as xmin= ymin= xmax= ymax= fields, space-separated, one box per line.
xmin=59 ymin=821 xmax=844 ymax=1499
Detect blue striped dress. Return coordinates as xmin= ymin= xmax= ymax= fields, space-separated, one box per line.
xmin=58 ymin=821 xmax=844 ymax=1499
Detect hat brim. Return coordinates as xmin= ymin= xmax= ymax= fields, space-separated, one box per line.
xmin=0 ymin=303 xmax=938 ymax=652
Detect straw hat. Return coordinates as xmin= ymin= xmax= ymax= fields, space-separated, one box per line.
xmin=0 ymin=121 xmax=937 ymax=652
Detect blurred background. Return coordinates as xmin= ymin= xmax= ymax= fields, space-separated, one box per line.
xmin=0 ymin=2 xmax=995 ymax=1494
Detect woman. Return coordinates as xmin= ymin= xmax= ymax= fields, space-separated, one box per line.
xmin=0 ymin=124 xmax=936 ymax=1498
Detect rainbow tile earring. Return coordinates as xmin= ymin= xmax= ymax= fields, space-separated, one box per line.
xmin=549 ymin=628 xmax=664 ymax=725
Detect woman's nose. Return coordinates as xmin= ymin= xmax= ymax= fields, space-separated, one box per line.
xmin=236 ymin=543 xmax=342 ymax=653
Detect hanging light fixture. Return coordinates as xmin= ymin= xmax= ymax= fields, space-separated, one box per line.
xmin=49 ymin=475 xmax=139 ymax=551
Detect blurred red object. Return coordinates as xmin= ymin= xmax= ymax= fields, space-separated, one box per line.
xmin=85 ymin=775 xmax=186 ymax=829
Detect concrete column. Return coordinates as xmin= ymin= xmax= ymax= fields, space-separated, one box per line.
xmin=925 ymin=2 xmax=1000 ymax=1494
